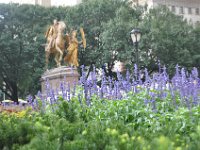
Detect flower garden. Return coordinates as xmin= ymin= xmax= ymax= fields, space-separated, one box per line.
xmin=1 ymin=65 xmax=200 ymax=150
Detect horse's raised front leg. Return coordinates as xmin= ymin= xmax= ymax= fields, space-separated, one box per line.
xmin=54 ymin=53 xmax=60 ymax=67
xmin=55 ymin=45 xmax=63 ymax=67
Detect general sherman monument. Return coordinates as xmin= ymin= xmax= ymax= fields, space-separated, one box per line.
xmin=40 ymin=19 xmax=86 ymax=94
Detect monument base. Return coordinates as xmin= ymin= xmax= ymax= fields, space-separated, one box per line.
xmin=40 ymin=66 xmax=80 ymax=95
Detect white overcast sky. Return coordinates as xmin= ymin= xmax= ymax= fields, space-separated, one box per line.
xmin=0 ymin=0 xmax=76 ymax=6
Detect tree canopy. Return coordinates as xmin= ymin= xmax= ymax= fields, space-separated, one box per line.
xmin=0 ymin=4 xmax=47 ymax=102
xmin=0 ymin=1 xmax=200 ymax=101
xmin=139 ymin=7 xmax=199 ymax=73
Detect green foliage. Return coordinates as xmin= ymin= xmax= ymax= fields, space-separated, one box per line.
xmin=139 ymin=6 xmax=199 ymax=73
xmin=65 ymin=0 xmax=143 ymax=69
xmin=0 ymin=4 xmax=47 ymax=101
xmin=2 ymin=89 xmax=200 ymax=149
xmin=1 ymin=2 xmax=200 ymax=101
xmin=55 ymin=97 xmax=79 ymax=122
xmin=0 ymin=1 xmax=140 ymax=100
xmin=0 ymin=4 xmax=74 ymax=101
xmin=0 ymin=0 xmax=199 ymax=97
xmin=0 ymin=112 xmax=35 ymax=149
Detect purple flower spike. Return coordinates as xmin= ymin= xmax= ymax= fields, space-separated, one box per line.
xmin=158 ymin=60 xmax=161 ymax=74
xmin=72 ymin=81 xmax=76 ymax=97
xmin=78 ymin=93 xmax=83 ymax=107
xmin=67 ymin=83 xmax=71 ymax=101
xmin=37 ymin=91 xmax=42 ymax=100
xmin=134 ymin=64 xmax=138 ymax=80
xmin=192 ymin=67 xmax=198 ymax=79
xmin=27 ymin=95 xmax=33 ymax=103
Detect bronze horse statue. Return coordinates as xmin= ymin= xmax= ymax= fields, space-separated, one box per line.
xmin=45 ymin=21 xmax=67 ymax=69
xmin=45 ymin=21 xmax=86 ymax=69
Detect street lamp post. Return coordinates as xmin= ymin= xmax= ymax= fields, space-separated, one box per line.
xmin=130 ymin=28 xmax=141 ymax=66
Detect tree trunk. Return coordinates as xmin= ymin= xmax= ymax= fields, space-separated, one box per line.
xmin=12 ymin=83 xmax=18 ymax=103
xmin=0 ymin=79 xmax=19 ymax=103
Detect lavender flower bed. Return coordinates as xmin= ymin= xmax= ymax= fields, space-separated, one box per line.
xmin=1 ymin=65 xmax=200 ymax=150
xmin=31 ymin=64 xmax=200 ymax=111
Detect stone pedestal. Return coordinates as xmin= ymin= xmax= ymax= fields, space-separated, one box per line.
xmin=40 ymin=66 xmax=80 ymax=95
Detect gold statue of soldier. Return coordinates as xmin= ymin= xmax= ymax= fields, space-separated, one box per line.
xmin=45 ymin=20 xmax=86 ymax=69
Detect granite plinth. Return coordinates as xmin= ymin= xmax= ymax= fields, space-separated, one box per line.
xmin=40 ymin=66 xmax=79 ymax=95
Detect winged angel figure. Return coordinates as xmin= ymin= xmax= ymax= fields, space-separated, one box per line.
xmin=64 ymin=28 xmax=86 ymax=67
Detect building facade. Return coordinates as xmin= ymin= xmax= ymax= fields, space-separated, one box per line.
xmin=132 ymin=0 xmax=200 ymax=25
xmin=51 ymin=0 xmax=82 ymax=7
xmin=10 ymin=0 xmax=51 ymax=7
xmin=8 ymin=0 xmax=82 ymax=7
xmin=37 ymin=0 xmax=51 ymax=7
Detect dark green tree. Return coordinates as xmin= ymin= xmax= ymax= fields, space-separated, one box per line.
xmin=0 ymin=4 xmax=75 ymax=102
xmin=100 ymin=4 xmax=144 ymax=75
xmin=65 ymin=0 xmax=143 ymax=76
xmin=0 ymin=4 xmax=49 ymax=102
xmin=139 ymin=7 xmax=195 ymax=73
xmin=189 ymin=25 xmax=200 ymax=70
xmin=1 ymin=2 xmax=200 ymax=102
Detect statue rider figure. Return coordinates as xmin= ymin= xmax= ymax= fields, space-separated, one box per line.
xmin=45 ymin=19 xmax=59 ymax=51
